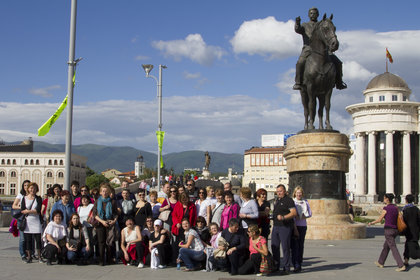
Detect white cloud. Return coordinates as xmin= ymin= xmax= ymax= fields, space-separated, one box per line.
xmin=28 ymin=85 xmax=61 ymax=97
xmin=183 ymin=71 xmax=201 ymax=79
xmin=0 ymin=96 xmax=303 ymax=154
xmin=135 ymin=55 xmax=150 ymax=61
xmin=230 ymin=17 xmax=300 ymax=59
xmin=152 ymin=34 xmax=226 ymax=66
xmin=342 ymin=61 xmax=377 ymax=81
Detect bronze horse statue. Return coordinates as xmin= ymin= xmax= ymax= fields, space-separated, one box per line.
xmin=300 ymin=14 xmax=338 ymax=130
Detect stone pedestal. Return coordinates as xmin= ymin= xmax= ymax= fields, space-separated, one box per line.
xmin=202 ymin=169 xmax=211 ymax=179
xmin=284 ymin=132 xmax=366 ymax=240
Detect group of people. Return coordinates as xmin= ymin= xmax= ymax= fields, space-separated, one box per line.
xmin=11 ymin=179 xmax=313 ymax=276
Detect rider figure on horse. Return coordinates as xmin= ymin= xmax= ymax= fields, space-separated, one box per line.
xmin=293 ymin=7 xmax=347 ymax=91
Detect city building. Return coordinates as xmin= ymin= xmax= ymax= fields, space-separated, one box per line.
xmin=0 ymin=152 xmax=87 ymax=196
xmin=134 ymin=154 xmax=145 ymax=177
xmin=242 ymin=146 xmax=288 ymax=199
xmin=101 ymin=168 xmax=122 ymax=179
xmin=346 ymin=71 xmax=420 ymax=203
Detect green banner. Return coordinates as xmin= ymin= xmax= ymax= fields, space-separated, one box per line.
xmin=156 ymin=131 xmax=165 ymax=168
xmin=37 ymin=72 xmax=76 ymax=136
xmin=37 ymin=95 xmax=68 ymax=136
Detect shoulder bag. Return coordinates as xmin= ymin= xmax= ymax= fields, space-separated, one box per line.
xmin=158 ymin=199 xmax=171 ymax=222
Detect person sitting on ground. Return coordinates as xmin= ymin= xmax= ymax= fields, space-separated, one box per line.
xmin=149 ymin=219 xmax=171 ymax=269
xmin=238 ymin=224 xmax=269 ymax=275
xmin=177 ymin=218 xmax=205 ymax=271
xmin=220 ymin=218 xmax=247 ymax=275
xmin=195 ymin=216 xmax=211 ymax=246
xmin=205 ymin=222 xmax=222 ymax=271
xmin=171 ymin=192 xmax=197 ymax=264
xmin=119 ymin=217 xmax=146 ymax=268
xmin=66 ymin=213 xmax=91 ymax=265
xmin=42 ymin=210 xmax=67 ymax=265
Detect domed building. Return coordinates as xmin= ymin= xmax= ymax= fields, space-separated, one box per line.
xmin=346 ymin=72 xmax=420 ymax=203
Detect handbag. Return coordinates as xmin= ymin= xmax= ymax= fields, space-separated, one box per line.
xmin=17 ymin=197 xmax=36 ymax=231
xmin=397 ymin=211 xmax=407 ymax=233
xmin=87 ymin=209 xmax=99 ymax=227
xmin=17 ymin=215 xmax=27 ymax=231
xmin=158 ymin=199 xmax=171 ymax=222
xmin=260 ymin=252 xmax=274 ymax=274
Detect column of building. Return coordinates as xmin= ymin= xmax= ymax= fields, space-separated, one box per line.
xmin=367 ymin=131 xmax=377 ymax=202
xmin=355 ymin=132 xmax=366 ymax=201
xmin=385 ymin=131 xmax=394 ymax=194
xmin=402 ymin=131 xmax=411 ymax=197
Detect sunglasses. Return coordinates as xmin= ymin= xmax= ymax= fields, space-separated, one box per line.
xmin=186 ymin=184 xmax=193 ymax=186
xmin=170 ymin=190 xmax=177 ymax=193
xmin=199 ymin=192 xmax=205 ymax=194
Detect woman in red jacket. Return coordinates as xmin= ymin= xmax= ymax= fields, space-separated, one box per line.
xmin=171 ymin=192 xmax=196 ymax=264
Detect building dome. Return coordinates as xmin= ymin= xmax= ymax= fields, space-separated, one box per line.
xmin=366 ymin=72 xmax=409 ymax=90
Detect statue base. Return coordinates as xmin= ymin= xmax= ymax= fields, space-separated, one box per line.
xmin=284 ymin=132 xmax=366 ymax=240
xmin=202 ymin=169 xmax=211 ymax=179
xmin=305 ymin=199 xmax=366 ymax=240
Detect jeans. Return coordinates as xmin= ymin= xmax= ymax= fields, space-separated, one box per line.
xmin=271 ymin=225 xmax=292 ymax=271
xmin=178 ymin=248 xmax=205 ymax=269
xmin=19 ymin=230 xmax=26 ymax=257
xmin=67 ymin=247 xmax=92 ymax=262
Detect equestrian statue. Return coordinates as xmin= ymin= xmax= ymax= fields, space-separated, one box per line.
xmin=293 ymin=7 xmax=347 ymax=130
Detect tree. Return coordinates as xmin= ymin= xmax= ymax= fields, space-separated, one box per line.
xmin=85 ymin=166 xmax=96 ymax=177
xmin=86 ymin=173 xmax=109 ymax=189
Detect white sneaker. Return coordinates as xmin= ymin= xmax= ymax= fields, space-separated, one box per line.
xmin=137 ymin=262 xmax=144 ymax=268
xmin=158 ymin=265 xmax=166 ymax=269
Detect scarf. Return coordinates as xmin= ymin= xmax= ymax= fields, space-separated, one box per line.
xmin=294 ymin=198 xmax=309 ymax=219
xmin=403 ymin=203 xmax=415 ymax=211
xmin=97 ymin=196 xmax=113 ymax=220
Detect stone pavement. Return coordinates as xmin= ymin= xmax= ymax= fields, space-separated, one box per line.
xmin=0 ymin=226 xmax=418 ymax=280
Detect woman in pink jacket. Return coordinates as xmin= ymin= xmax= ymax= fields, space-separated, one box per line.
xmin=220 ymin=191 xmax=239 ymax=230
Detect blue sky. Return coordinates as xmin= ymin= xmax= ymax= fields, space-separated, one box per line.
xmin=1 ymin=0 xmax=420 ymax=154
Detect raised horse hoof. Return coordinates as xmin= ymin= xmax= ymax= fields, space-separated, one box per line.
xmin=293 ymin=84 xmax=302 ymax=90
xmin=336 ymin=82 xmax=347 ymax=90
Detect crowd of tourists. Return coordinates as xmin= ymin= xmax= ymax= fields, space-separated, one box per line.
xmin=10 ymin=178 xmax=420 ymax=275
xmin=11 ymin=179 xmax=313 ymax=276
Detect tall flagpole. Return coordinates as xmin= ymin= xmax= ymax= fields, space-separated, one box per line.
xmin=64 ymin=0 xmax=78 ymax=191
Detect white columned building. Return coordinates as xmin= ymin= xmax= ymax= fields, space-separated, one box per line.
xmin=346 ymin=72 xmax=420 ymax=203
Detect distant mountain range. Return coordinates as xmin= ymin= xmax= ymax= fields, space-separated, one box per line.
xmin=32 ymin=141 xmax=244 ymax=174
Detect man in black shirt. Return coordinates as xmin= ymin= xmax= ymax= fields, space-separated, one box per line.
xmin=272 ymin=184 xmax=297 ymax=274
xmin=220 ymin=218 xmax=247 ymax=275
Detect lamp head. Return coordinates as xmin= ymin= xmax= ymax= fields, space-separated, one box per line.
xmin=142 ymin=64 xmax=154 ymax=76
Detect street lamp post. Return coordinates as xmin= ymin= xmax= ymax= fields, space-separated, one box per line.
xmin=142 ymin=64 xmax=167 ymax=192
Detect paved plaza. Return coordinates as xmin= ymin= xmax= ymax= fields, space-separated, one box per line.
xmin=0 ymin=226 xmax=418 ymax=280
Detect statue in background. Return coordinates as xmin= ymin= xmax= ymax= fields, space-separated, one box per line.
xmin=204 ymin=151 xmax=211 ymax=170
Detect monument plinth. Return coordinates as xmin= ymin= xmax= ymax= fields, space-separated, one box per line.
xmin=284 ymin=132 xmax=366 ymax=240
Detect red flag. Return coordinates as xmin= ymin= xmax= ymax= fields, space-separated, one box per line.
xmin=386 ymin=48 xmax=393 ymax=63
